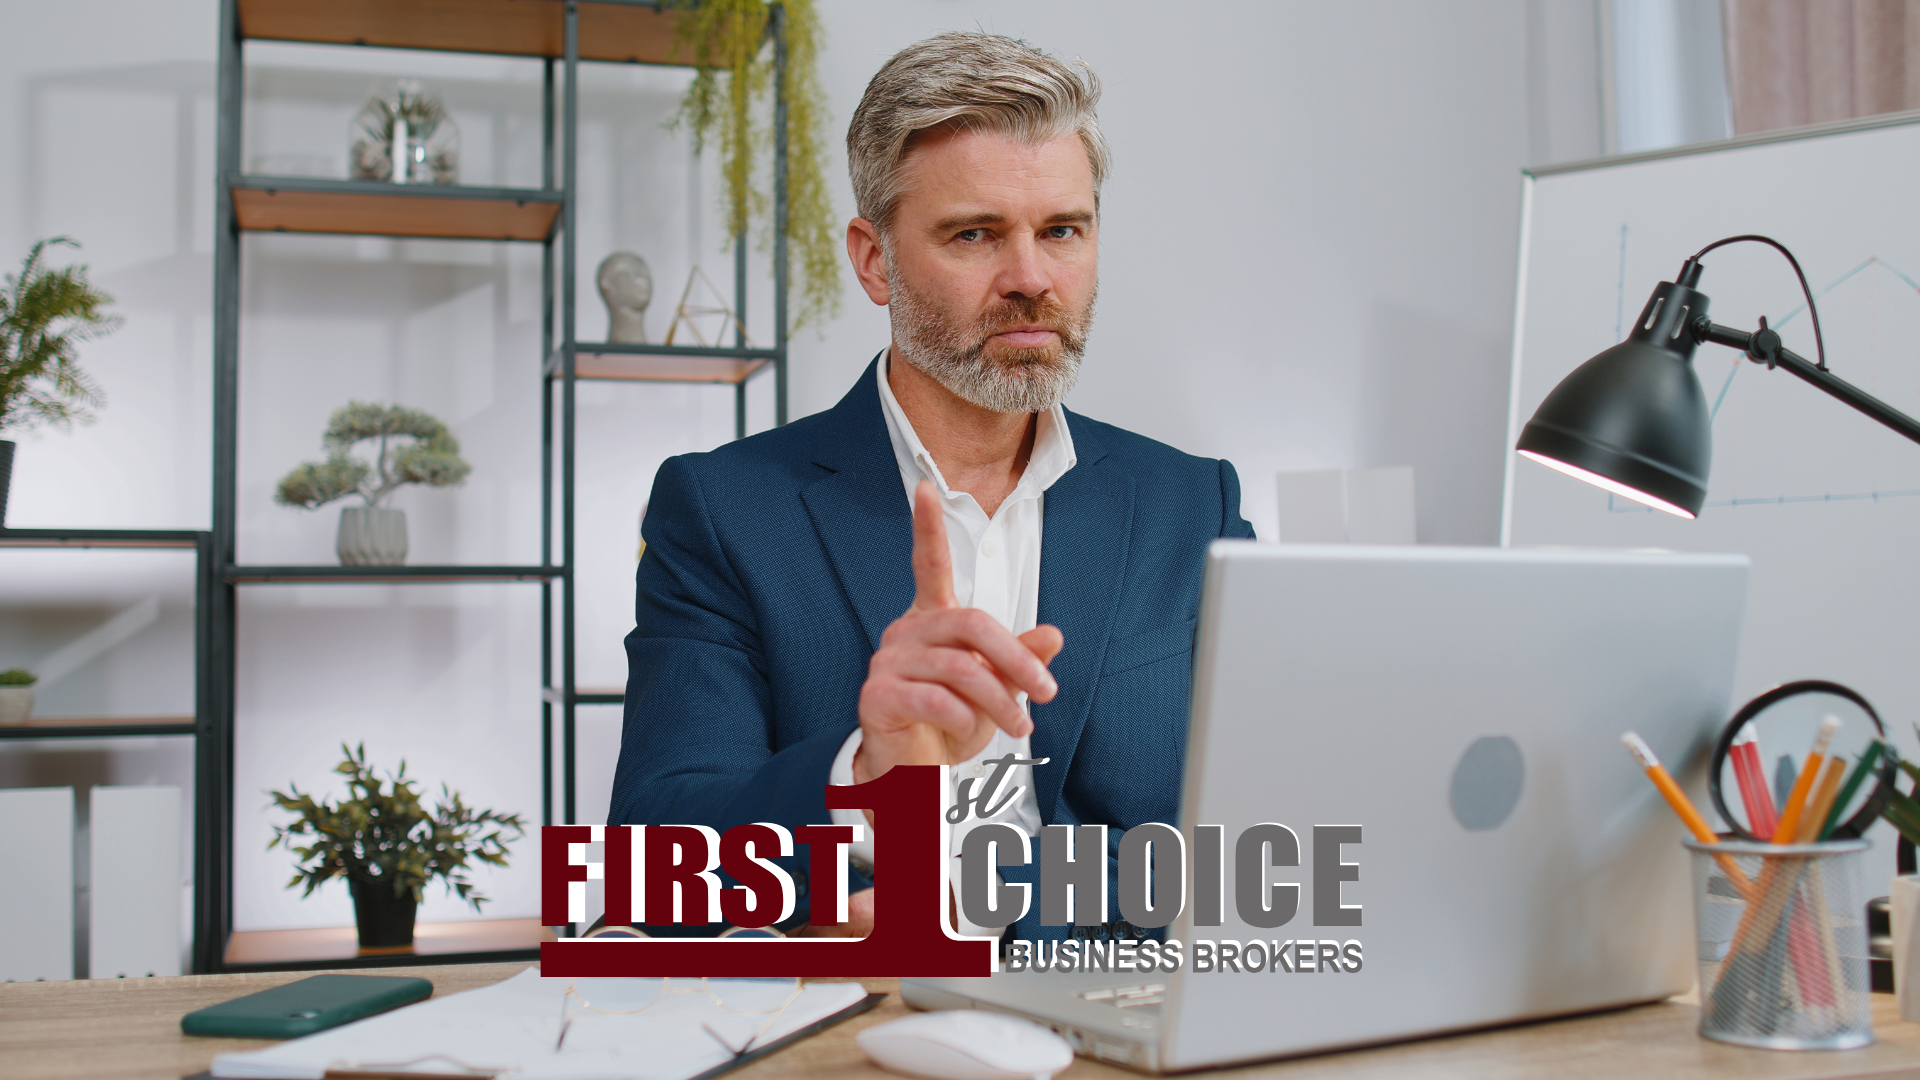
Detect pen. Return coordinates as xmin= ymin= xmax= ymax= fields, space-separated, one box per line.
xmin=1818 ymin=740 xmax=1886 ymax=840
xmin=1773 ymin=715 xmax=1842 ymax=844
xmin=1621 ymin=731 xmax=1754 ymax=896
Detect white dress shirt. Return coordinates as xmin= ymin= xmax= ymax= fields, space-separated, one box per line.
xmin=828 ymin=353 xmax=1077 ymax=937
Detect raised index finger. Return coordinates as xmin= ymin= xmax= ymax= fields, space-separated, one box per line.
xmin=910 ymin=480 xmax=956 ymax=611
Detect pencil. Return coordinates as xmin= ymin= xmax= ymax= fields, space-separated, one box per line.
xmin=1818 ymin=740 xmax=1886 ymax=841
xmin=1731 ymin=729 xmax=1777 ymax=837
xmin=1772 ymin=715 xmax=1842 ymax=844
xmin=1794 ymin=758 xmax=1848 ymax=844
xmin=1621 ymin=731 xmax=1755 ymax=897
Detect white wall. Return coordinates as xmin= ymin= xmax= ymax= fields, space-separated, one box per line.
xmin=792 ymin=0 xmax=1564 ymax=546
xmin=1 ymin=1 xmax=1587 ymax=937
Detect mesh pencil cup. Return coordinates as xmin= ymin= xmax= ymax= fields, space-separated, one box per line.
xmin=1683 ymin=837 xmax=1871 ymax=1050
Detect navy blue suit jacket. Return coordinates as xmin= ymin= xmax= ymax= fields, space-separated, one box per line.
xmin=609 ymin=358 xmax=1254 ymax=940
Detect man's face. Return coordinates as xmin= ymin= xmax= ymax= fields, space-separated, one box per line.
xmin=863 ymin=127 xmax=1099 ymax=413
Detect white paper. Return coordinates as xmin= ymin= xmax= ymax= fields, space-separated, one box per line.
xmin=210 ymin=968 xmax=867 ymax=1080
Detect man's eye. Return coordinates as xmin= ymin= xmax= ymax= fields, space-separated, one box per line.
xmin=956 ymin=228 xmax=985 ymax=243
xmin=1047 ymin=225 xmax=1078 ymax=239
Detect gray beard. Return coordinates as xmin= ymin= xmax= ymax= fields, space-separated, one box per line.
xmin=887 ymin=261 xmax=1093 ymax=414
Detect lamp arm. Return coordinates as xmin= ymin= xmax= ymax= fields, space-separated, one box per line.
xmin=1692 ymin=317 xmax=1920 ymax=446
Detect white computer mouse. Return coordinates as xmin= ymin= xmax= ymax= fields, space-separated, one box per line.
xmin=857 ymin=1009 xmax=1075 ymax=1080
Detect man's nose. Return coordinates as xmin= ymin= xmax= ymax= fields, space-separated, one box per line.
xmin=995 ymin=232 xmax=1051 ymax=299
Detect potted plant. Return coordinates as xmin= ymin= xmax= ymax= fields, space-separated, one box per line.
xmin=268 ymin=743 xmax=524 ymax=949
xmin=275 ymin=402 xmax=471 ymax=566
xmin=0 ymin=238 xmax=120 ymax=527
xmin=0 ymin=668 xmax=35 ymax=725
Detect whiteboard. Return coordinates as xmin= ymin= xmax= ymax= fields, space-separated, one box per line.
xmin=1502 ymin=114 xmax=1920 ymax=856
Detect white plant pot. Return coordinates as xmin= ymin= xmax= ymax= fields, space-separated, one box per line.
xmin=337 ymin=506 xmax=408 ymax=566
xmin=0 ymin=686 xmax=33 ymax=725
xmin=1892 ymin=875 xmax=1920 ymax=1021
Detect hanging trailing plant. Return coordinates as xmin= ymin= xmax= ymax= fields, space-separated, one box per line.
xmin=669 ymin=0 xmax=839 ymax=331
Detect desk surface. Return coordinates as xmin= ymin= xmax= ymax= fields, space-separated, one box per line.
xmin=6 ymin=964 xmax=1920 ymax=1080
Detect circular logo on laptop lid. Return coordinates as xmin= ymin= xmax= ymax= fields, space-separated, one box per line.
xmin=1450 ymin=735 xmax=1525 ymax=830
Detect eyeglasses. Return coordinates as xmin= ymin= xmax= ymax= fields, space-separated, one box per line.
xmin=556 ymin=927 xmax=801 ymax=1057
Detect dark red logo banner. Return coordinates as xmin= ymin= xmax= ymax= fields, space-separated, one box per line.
xmin=540 ymin=765 xmax=995 ymax=977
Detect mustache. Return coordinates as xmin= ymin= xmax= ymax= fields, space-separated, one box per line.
xmin=974 ymin=293 xmax=1083 ymax=350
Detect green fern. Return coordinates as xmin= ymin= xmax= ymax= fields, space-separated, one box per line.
xmin=0 ymin=238 xmax=120 ymax=434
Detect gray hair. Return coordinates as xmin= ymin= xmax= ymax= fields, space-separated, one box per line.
xmin=847 ymin=31 xmax=1110 ymax=234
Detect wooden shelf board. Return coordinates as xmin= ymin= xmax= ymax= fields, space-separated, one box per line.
xmin=0 ymin=716 xmax=197 ymax=739
xmin=239 ymin=0 xmax=687 ymax=64
xmin=233 ymin=181 xmax=561 ymax=241
xmin=576 ymin=351 xmax=770 ymax=384
xmin=224 ymin=917 xmax=556 ymax=967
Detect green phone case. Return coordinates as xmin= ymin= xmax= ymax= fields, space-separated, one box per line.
xmin=180 ymin=974 xmax=433 ymax=1038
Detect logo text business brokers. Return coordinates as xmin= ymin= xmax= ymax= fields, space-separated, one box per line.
xmin=538 ymin=765 xmax=1364 ymax=978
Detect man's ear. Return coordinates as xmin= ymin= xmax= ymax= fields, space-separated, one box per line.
xmin=846 ymin=218 xmax=891 ymax=307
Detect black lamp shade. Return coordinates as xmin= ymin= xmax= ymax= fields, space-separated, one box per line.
xmin=1516 ymin=280 xmax=1714 ymax=518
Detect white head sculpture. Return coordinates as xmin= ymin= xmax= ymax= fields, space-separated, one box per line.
xmin=596 ymin=251 xmax=653 ymax=344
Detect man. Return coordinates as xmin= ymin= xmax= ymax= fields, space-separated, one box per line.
xmin=609 ymin=31 xmax=1253 ymax=943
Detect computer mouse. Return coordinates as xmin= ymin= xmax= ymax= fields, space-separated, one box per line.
xmin=857 ymin=1009 xmax=1075 ymax=1080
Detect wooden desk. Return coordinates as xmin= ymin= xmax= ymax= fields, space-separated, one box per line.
xmin=6 ymin=964 xmax=1920 ymax=1080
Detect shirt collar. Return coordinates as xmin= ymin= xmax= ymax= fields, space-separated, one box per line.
xmin=875 ymin=350 xmax=1078 ymax=500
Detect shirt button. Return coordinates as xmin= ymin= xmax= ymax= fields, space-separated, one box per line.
xmin=981 ymin=538 xmax=999 ymax=558
xmin=971 ymin=762 xmax=985 ymax=777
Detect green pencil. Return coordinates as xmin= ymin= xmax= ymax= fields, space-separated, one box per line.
xmin=1819 ymin=739 xmax=1887 ymax=840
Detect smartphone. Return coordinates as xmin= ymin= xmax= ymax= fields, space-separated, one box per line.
xmin=181 ymin=974 xmax=432 ymax=1038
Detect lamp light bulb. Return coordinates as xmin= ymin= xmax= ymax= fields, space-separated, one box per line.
xmin=1517 ymin=450 xmax=1697 ymax=520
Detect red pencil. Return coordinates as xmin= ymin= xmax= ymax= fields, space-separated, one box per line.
xmin=1731 ymin=729 xmax=1778 ymax=837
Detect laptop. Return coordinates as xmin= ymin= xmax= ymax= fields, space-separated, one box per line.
xmin=904 ymin=542 xmax=1750 ymax=1072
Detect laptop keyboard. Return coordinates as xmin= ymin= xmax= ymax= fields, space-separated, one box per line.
xmin=1078 ymin=983 xmax=1166 ymax=1011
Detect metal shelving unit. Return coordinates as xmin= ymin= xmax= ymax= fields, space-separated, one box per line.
xmin=0 ymin=527 xmax=223 ymax=972
xmin=210 ymin=0 xmax=790 ymax=970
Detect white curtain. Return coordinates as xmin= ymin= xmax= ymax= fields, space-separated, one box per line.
xmin=1723 ymin=0 xmax=1920 ymax=134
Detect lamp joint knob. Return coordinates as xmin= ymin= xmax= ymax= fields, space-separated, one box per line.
xmin=1747 ymin=317 xmax=1782 ymax=370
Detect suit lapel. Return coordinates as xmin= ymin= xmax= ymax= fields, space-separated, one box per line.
xmin=801 ymin=378 xmax=1136 ymax=823
xmin=801 ymin=359 xmax=915 ymax=651
xmin=1030 ymin=416 xmax=1133 ymax=825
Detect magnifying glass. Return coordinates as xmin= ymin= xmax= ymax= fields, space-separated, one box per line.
xmin=1708 ymin=680 xmax=1898 ymax=842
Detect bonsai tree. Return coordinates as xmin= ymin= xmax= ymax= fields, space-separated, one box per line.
xmin=0 ymin=237 xmax=120 ymax=433
xmin=268 ymin=743 xmax=525 ymax=907
xmin=275 ymin=402 xmax=471 ymax=511
xmin=0 ymin=668 xmax=35 ymax=686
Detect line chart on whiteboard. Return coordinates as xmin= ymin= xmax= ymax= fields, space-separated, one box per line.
xmin=1606 ymin=238 xmax=1920 ymax=514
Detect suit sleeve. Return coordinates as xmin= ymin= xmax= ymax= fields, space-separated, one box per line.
xmin=1220 ymin=459 xmax=1257 ymax=540
xmin=607 ymin=455 xmax=872 ymax=924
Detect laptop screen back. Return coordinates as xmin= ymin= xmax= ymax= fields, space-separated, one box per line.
xmin=1162 ymin=543 xmax=1748 ymax=1070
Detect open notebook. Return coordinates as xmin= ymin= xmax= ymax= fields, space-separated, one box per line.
xmin=207 ymin=968 xmax=874 ymax=1080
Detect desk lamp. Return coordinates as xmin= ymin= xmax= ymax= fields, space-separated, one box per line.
xmin=1515 ymin=235 xmax=1920 ymax=517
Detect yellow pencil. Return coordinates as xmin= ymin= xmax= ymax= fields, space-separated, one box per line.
xmin=1773 ymin=715 xmax=1842 ymax=844
xmin=1794 ymin=757 xmax=1848 ymax=845
xmin=1621 ymin=731 xmax=1754 ymax=897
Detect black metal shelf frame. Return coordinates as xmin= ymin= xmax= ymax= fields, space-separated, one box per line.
xmin=210 ymin=0 xmax=791 ymax=971
xmin=0 ymin=528 xmax=222 ymax=971
xmin=226 ymin=565 xmax=562 ymax=583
